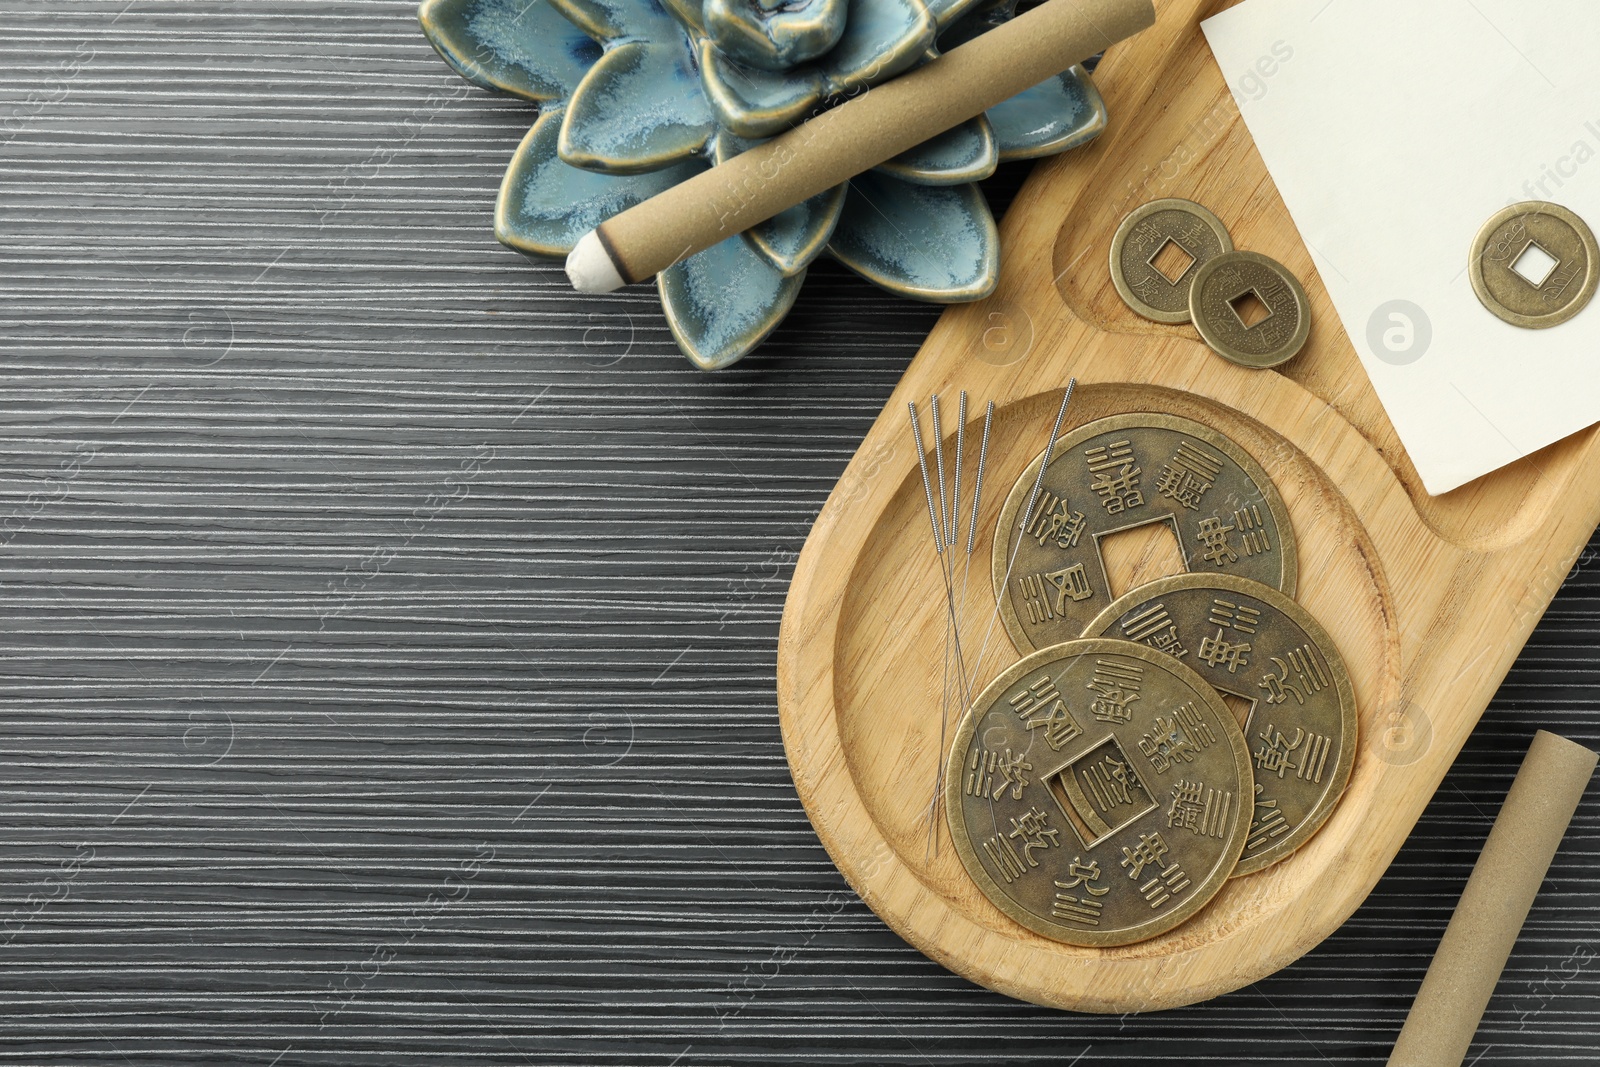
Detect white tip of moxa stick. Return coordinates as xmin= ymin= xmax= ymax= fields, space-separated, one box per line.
xmin=565 ymin=231 xmax=624 ymax=294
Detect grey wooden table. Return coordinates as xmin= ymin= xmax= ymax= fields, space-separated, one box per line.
xmin=1 ymin=2 xmax=1596 ymax=1063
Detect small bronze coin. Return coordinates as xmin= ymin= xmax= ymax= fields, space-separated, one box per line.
xmin=1469 ymin=201 xmax=1599 ymax=329
xmin=1188 ymin=250 xmax=1311 ymax=369
xmin=1110 ymin=199 xmax=1235 ymax=324
xmin=993 ymin=412 xmax=1296 ymax=657
xmin=946 ymin=638 xmax=1252 ymax=947
xmin=1083 ymin=574 xmax=1356 ymax=876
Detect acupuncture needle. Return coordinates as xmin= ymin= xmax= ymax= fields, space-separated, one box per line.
xmin=908 ymin=401 xmax=942 ymax=554
xmin=958 ymin=400 xmax=995 ymax=640
xmin=931 ymin=394 xmax=975 ymax=854
xmin=966 ymin=380 xmax=1075 ymax=694
xmin=928 ymin=394 xmax=957 ymax=804
xmin=908 ymin=400 xmax=970 ymax=859
xmin=931 ymin=395 xmax=950 ymax=555
xmin=950 ymin=392 xmax=966 ymax=549
xmin=933 ymin=393 xmax=972 ymax=706
xmin=965 ymin=403 xmax=995 ymax=550
xmin=921 ymin=396 xmax=966 ymax=703
xmin=907 ymin=402 xmax=970 ymax=702
xmin=907 ymin=399 xmax=967 ymax=666
xmin=928 ymin=393 xmax=971 ymax=857
xmin=930 ymin=394 xmax=965 ymax=710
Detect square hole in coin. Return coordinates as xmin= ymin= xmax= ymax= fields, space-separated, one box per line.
xmin=1148 ymin=238 xmax=1196 ymax=285
xmin=1096 ymin=517 xmax=1186 ymax=600
xmin=1229 ymin=288 xmax=1273 ymax=329
xmin=1047 ymin=735 xmax=1158 ymax=849
xmin=1219 ymin=692 xmax=1253 ymax=731
xmin=1512 ymin=240 xmax=1560 ymax=287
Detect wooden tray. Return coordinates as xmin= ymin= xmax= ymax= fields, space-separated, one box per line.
xmin=776 ymin=0 xmax=1600 ymax=1012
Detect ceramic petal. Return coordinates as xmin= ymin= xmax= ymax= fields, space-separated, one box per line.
xmin=818 ymin=0 xmax=936 ymax=94
xmin=697 ymin=39 xmax=824 ymax=138
xmin=658 ymin=235 xmax=806 ymax=369
xmin=712 ymin=132 xmax=844 ymax=273
xmin=875 ymin=114 xmax=996 ymax=185
xmin=660 ymin=0 xmax=704 ymax=32
xmin=702 ymin=0 xmax=848 ymax=71
xmin=419 ymin=0 xmax=599 ymax=103
xmin=547 ymin=0 xmax=680 ymax=41
xmin=559 ymin=39 xmax=716 ymax=173
xmin=745 ymin=186 xmax=846 ymax=274
xmin=828 ymin=171 xmax=997 ymax=301
xmin=497 ymin=105 xmax=706 ymax=256
xmin=935 ymin=0 xmax=1008 ymax=47
xmin=920 ymin=0 xmax=986 ymax=30
xmin=988 ymin=64 xmax=1106 ymax=161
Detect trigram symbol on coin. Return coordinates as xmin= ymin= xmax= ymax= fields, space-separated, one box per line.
xmin=1288 ymin=644 xmax=1330 ymax=694
xmin=1247 ymin=783 xmax=1291 ymax=851
xmin=1298 ymin=731 xmax=1332 ymax=784
xmin=1175 ymin=702 xmax=1218 ymax=749
xmin=1233 ymin=504 xmax=1273 ymax=555
xmin=1121 ymin=603 xmax=1188 ymax=658
xmin=1208 ymin=597 xmax=1262 ymax=634
xmin=1140 ymin=864 xmax=1191 ymax=908
xmin=1017 ymin=572 xmax=1057 ymax=624
xmin=1051 ymin=889 xmax=1104 ymax=927
xmin=981 ymin=834 xmax=1027 ymax=884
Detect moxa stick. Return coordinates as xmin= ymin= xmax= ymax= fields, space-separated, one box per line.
xmin=566 ymin=0 xmax=1156 ymax=292
xmin=1387 ymin=729 xmax=1598 ymax=1067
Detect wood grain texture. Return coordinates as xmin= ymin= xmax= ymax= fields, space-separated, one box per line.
xmin=0 ymin=0 xmax=1595 ymax=1063
xmin=779 ymin=0 xmax=1600 ymax=1027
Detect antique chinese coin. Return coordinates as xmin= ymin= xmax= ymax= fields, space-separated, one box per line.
xmin=1188 ymin=250 xmax=1311 ymax=369
xmin=1083 ymin=573 xmax=1356 ymax=876
xmin=946 ymin=638 xmax=1252 ymax=947
xmin=1469 ymin=201 xmax=1598 ymax=329
xmin=993 ymin=412 xmax=1296 ymax=657
xmin=1110 ymin=199 xmax=1235 ymax=324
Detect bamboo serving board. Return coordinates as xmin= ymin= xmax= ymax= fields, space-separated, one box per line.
xmin=776 ymin=0 xmax=1600 ymax=1012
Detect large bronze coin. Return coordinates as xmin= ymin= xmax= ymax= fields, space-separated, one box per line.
xmin=1110 ymin=199 xmax=1234 ymax=325
xmin=1083 ymin=574 xmax=1356 ymax=876
xmin=946 ymin=638 xmax=1252 ymax=947
xmin=1188 ymin=250 xmax=1311 ymax=369
xmin=1469 ymin=201 xmax=1598 ymax=329
xmin=993 ymin=412 xmax=1296 ymax=656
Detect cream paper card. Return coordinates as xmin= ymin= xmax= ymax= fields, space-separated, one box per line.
xmin=1201 ymin=0 xmax=1600 ymax=494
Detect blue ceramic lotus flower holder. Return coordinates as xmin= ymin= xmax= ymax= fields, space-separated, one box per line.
xmin=420 ymin=0 xmax=1108 ymax=369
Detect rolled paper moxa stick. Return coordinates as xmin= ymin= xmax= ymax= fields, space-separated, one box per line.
xmin=1387 ymin=729 xmax=1598 ymax=1067
xmin=565 ymin=0 xmax=1157 ymax=292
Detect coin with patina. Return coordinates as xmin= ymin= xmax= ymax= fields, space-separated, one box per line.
xmin=1110 ymin=199 xmax=1235 ymax=324
xmin=1469 ymin=201 xmax=1598 ymax=329
xmin=1083 ymin=573 xmax=1355 ymax=876
xmin=993 ymin=412 xmax=1296 ymax=657
xmin=946 ymin=638 xmax=1252 ymax=947
xmin=1188 ymin=250 xmax=1311 ymax=369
